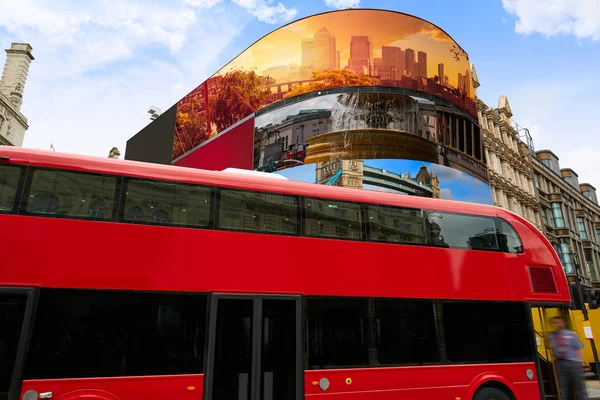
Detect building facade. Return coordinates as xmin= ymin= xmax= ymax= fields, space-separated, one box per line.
xmin=530 ymin=150 xmax=600 ymax=286
xmin=472 ymin=65 xmax=540 ymax=229
xmin=0 ymin=43 xmax=34 ymax=147
xmin=472 ymin=64 xmax=600 ymax=285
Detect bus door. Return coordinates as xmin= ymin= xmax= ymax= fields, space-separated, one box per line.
xmin=532 ymin=306 xmax=571 ymax=399
xmin=204 ymin=294 xmax=303 ymax=400
xmin=0 ymin=288 xmax=36 ymax=400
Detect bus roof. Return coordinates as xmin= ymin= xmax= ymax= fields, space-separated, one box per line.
xmin=0 ymin=147 xmax=499 ymax=217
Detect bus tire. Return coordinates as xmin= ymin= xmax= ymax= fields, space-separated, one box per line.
xmin=473 ymin=387 xmax=512 ymax=400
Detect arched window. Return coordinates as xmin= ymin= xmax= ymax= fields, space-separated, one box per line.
xmin=151 ymin=209 xmax=171 ymax=225
xmin=125 ymin=206 xmax=144 ymax=223
xmin=88 ymin=198 xmax=107 ymax=220
xmin=31 ymin=193 xmax=59 ymax=214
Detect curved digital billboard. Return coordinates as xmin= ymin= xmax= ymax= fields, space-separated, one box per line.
xmin=172 ymin=9 xmax=475 ymax=161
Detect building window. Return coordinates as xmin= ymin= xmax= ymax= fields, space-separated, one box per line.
xmin=534 ymin=174 xmax=540 ymax=189
xmin=541 ymin=208 xmax=549 ymax=226
xmin=542 ymin=158 xmax=559 ymax=174
xmin=597 ymin=228 xmax=600 ymax=242
xmin=577 ymin=217 xmax=588 ymax=240
xmin=551 ymin=203 xmax=566 ymax=228
xmin=585 ymin=249 xmax=598 ymax=282
xmin=557 ymin=240 xmax=574 ymax=274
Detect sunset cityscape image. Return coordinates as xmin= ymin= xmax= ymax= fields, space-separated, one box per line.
xmin=172 ymin=9 xmax=475 ymax=161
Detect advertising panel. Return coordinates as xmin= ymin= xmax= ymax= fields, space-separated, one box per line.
xmin=254 ymin=92 xmax=487 ymax=184
xmin=172 ymin=9 xmax=475 ymax=161
xmin=273 ymin=159 xmax=492 ymax=205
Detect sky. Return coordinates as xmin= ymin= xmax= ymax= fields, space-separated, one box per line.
xmin=1 ymin=0 xmax=599 ymax=188
xmin=275 ymin=159 xmax=493 ymax=205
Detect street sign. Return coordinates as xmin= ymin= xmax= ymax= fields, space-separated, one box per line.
xmin=584 ymin=320 xmax=594 ymax=340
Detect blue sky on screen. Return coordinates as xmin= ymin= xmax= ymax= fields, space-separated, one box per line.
xmin=0 ymin=0 xmax=599 ymax=186
xmin=274 ymin=159 xmax=493 ymax=205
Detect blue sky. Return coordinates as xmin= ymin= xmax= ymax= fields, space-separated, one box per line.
xmin=1 ymin=0 xmax=599 ymax=186
xmin=275 ymin=159 xmax=493 ymax=205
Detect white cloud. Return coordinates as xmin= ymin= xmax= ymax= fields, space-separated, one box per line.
xmin=324 ymin=0 xmax=360 ymax=9
xmin=502 ymin=0 xmax=600 ymax=40
xmin=484 ymin=79 xmax=600 ymax=189
xmin=562 ymin=149 xmax=600 ymax=188
xmin=231 ymin=0 xmax=297 ymax=23
xmin=0 ymin=0 xmax=251 ymax=157
xmin=439 ymin=188 xmax=454 ymax=200
xmin=184 ymin=0 xmax=224 ymax=6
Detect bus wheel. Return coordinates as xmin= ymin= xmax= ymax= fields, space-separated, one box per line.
xmin=473 ymin=387 xmax=512 ymax=400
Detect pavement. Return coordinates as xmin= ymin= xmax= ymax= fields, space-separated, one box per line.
xmin=588 ymin=374 xmax=600 ymax=399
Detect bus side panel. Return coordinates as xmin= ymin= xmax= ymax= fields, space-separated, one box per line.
xmin=20 ymin=374 xmax=203 ymax=400
xmin=0 ymin=215 xmax=536 ymax=302
xmin=304 ymin=363 xmax=538 ymax=399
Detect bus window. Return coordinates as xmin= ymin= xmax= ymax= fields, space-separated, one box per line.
xmin=374 ymin=299 xmax=439 ymax=365
xmin=306 ymin=297 xmax=370 ymax=369
xmin=430 ymin=212 xmax=499 ymax=251
xmin=26 ymin=169 xmax=117 ymax=220
xmin=498 ymin=219 xmax=524 ymax=254
xmin=218 ymin=189 xmax=299 ymax=235
xmin=25 ymin=289 xmax=207 ymax=379
xmin=124 ymin=179 xmax=211 ymax=228
xmin=0 ymin=165 xmax=21 ymax=213
xmin=443 ymin=301 xmax=534 ymax=363
xmin=304 ymin=198 xmax=362 ymax=240
xmin=367 ymin=205 xmax=428 ymax=245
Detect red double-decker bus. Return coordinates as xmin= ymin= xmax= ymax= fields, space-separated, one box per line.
xmin=0 ymin=147 xmax=569 ymax=400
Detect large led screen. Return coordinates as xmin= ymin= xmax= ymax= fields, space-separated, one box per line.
xmin=172 ymin=9 xmax=475 ymax=161
xmin=254 ymin=92 xmax=487 ymax=185
xmin=274 ymin=159 xmax=493 ymax=205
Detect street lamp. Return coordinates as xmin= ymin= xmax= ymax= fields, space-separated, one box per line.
xmin=571 ymin=247 xmax=600 ymax=381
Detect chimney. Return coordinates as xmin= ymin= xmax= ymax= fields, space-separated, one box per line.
xmin=1 ymin=43 xmax=34 ymax=111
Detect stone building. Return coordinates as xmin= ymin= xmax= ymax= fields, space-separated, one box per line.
xmin=471 ymin=65 xmax=540 ymax=229
xmin=529 ymin=150 xmax=600 ymax=286
xmin=0 ymin=43 xmax=34 ymax=146
xmin=472 ymin=63 xmax=600 ymax=285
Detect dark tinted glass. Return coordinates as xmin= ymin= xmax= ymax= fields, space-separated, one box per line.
xmin=367 ymin=205 xmax=428 ymax=245
xmin=429 ymin=211 xmax=498 ymax=251
xmin=25 ymin=289 xmax=207 ymax=379
xmin=0 ymin=293 xmax=27 ymax=400
xmin=0 ymin=165 xmax=21 ymax=213
xmin=218 ymin=189 xmax=298 ymax=235
xmin=124 ymin=179 xmax=211 ymax=227
xmin=26 ymin=169 xmax=117 ymax=220
xmin=498 ymin=220 xmax=523 ymax=254
xmin=304 ymin=198 xmax=362 ymax=240
xmin=374 ymin=299 xmax=439 ymax=365
xmin=212 ymin=298 xmax=254 ymax=400
xmin=305 ymin=297 xmax=369 ymax=368
xmin=443 ymin=301 xmax=534 ymax=363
